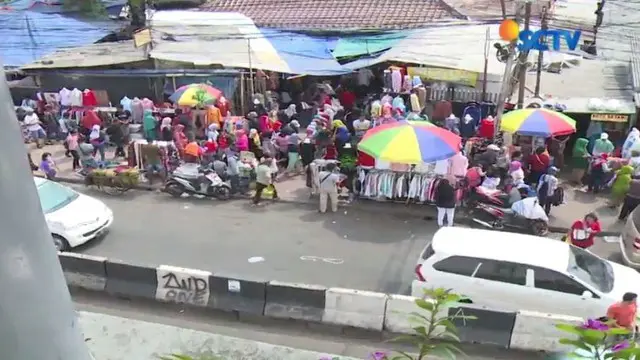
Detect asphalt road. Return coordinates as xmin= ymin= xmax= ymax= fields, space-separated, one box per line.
xmin=73 ymin=290 xmax=547 ymax=360
xmin=71 ymin=185 xmax=436 ymax=294
xmin=67 ymin=184 xmax=624 ymax=294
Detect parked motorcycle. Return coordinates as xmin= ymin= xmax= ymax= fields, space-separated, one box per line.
xmin=164 ymin=164 xmax=231 ymax=200
xmin=468 ymin=197 xmax=549 ymax=236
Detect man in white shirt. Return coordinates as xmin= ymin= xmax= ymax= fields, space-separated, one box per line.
xmin=23 ymin=108 xmax=45 ymax=147
xmin=317 ymin=162 xmax=342 ymax=213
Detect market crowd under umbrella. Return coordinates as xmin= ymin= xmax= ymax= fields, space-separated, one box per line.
xmin=169 ymin=83 xmax=223 ymax=107
xmin=357 ymin=121 xmax=462 ymax=164
xmin=499 ymin=108 xmax=577 ymax=137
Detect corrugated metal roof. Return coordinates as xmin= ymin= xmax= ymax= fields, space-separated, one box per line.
xmin=199 ymin=0 xmax=466 ymax=31
xmin=20 ymin=40 xmax=147 ymax=69
xmin=1 ymin=10 xmax=117 ymax=67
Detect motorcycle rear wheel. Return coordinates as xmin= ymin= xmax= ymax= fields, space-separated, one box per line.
xmin=165 ymin=182 xmax=185 ymax=198
xmin=531 ymin=221 xmax=549 ymax=236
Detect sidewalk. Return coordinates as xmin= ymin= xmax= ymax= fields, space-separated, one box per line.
xmin=29 ymin=143 xmax=620 ymax=235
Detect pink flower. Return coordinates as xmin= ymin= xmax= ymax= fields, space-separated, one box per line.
xmin=580 ymin=319 xmax=608 ymax=331
xmin=612 ymin=341 xmax=630 ymax=352
xmin=369 ymin=351 xmax=387 ymax=360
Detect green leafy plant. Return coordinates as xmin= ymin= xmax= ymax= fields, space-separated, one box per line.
xmin=556 ymin=318 xmax=640 ymax=359
xmin=338 ymin=154 xmax=357 ymax=172
xmin=391 ymin=288 xmax=476 ymax=360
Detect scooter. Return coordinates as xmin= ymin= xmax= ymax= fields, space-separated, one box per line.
xmin=164 ymin=165 xmax=231 ymax=200
xmin=468 ymin=201 xmax=549 ymax=236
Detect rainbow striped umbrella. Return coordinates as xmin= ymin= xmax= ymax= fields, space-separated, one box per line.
xmin=500 ymin=108 xmax=576 ymax=137
xmin=358 ymin=121 xmax=461 ymax=164
xmin=169 ymin=83 xmax=222 ymax=107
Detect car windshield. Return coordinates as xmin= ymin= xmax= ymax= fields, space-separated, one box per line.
xmin=567 ymin=245 xmax=614 ymax=293
xmin=37 ymin=180 xmax=79 ymax=214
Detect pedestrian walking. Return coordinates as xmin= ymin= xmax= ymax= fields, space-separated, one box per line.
xmin=620 ymin=176 xmax=640 ymax=221
xmin=253 ymin=156 xmax=278 ymax=206
xmin=571 ymin=138 xmax=590 ymax=184
xmin=537 ymin=167 xmax=559 ymax=215
xmin=435 ymin=178 xmax=456 ymax=227
xmin=317 ymin=162 xmax=342 ymax=213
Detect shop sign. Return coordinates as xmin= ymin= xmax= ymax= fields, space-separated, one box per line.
xmin=133 ymin=28 xmax=152 ymax=48
xmin=407 ymin=67 xmax=478 ymax=87
xmin=590 ymin=113 xmax=629 ymax=123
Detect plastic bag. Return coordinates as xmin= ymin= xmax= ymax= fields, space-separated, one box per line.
xmin=262 ymin=184 xmax=275 ymax=199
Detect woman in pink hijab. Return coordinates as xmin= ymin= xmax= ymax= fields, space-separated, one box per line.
xmin=235 ymin=129 xmax=249 ymax=152
xmin=258 ymin=115 xmax=271 ymax=133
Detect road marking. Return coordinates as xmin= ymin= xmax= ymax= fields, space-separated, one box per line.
xmin=247 ymin=256 xmax=265 ymax=263
xmin=300 ymin=256 xmax=344 ymax=264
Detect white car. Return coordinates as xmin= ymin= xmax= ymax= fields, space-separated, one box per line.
xmin=413 ymin=227 xmax=640 ymax=319
xmin=34 ymin=177 xmax=113 ymax=251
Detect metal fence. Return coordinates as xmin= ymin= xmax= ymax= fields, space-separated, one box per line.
xmin=428 ymin=87 xmax=500 ymax=103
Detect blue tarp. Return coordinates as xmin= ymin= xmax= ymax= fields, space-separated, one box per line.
xmin=1 ymin=10 xmax=116 ymax=67
xmin=259 ymin=28 xmax=350 ymax=76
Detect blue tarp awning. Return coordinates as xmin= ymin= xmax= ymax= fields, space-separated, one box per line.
xmin=259 ymin=28 xmax=350 ymax=76
xmin=0 ymin=10 xmax=116 ymax=67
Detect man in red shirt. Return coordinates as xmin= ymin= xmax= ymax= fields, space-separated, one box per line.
xmin=338 ymin=88 xmax=356 ymax=110
xmin=526 ymin=146 xmax=550 ymax=185
xmin=607 ymin=292 xmax=638 ymax=331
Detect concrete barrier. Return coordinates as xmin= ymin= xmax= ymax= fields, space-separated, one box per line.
xmin=58 ymin=252 xmax=107 ymax=291
xmin=264 ymin=281 xmax=326 ymax=322
xmin=155 ymin=265 xmax=211 ymax=307
xmin=104 ymin=259 xmax=157 ymax=299
xmin=450 ymin=305 xmax=517 ymax=348
xmin=322 ymin=288 xmax=387 ymax=331
xmin=208 ymin=273 xmax=266 ymax=315
xmin=60 ymin=253 xmax=592 ymax=354
xmin=383 ymin=294 xmax=451 ymax=335
xmin=509 ymin=310 xmax=583 ymax=353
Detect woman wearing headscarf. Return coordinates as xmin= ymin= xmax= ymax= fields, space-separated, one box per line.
xmin=207 ymin=123 xmax=219 ymax=142
xmin=588 ymin=153 xmax=610 ymax=193
xmin=142 ymin=109 xmax=157 ymax=141
xmin=248 ymin=128 xmax=262 ymax=158
xmin=173 ymin=124 xmax=188 ymax=158
xmin=258 ymin=115 xmax=271 ymax=133
xmin=509 ymin=161 xmax=525 ymax=185
xmin=160 ymin=117 xmax=173 ymax=142
xmin=571 ymin=138 xmax=590 ymax=184
xmin=623 ymin=128 xmax=640 ymax=159
xmin=89 ymin=125 xmax=106 ymax=162
xmin=611 ymin=165 xmax=634 ymax=207
xmin=434 ymin=178 xmax=456 ymax=227
xmin=332 ymin=119 xmax=350 ymax=150
xmin=235 ymin=129 xmax=249 ymax=152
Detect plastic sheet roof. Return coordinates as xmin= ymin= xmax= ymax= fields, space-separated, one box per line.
xmin=0 ymin=10 xmax=116 ymax=67
xmin=150 ymin=11 xmax=350 ymax=75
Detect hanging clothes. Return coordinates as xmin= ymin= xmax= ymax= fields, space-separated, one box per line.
xmin=82 ymin=89 xmax=98 ymax=107
xmin=59 ymin=88 xmax=71 ymax=107
xmin=120 ymin=96 xmax=132 ymax=112
xmin=131 ymin=98 xmax=144 ymax=123
xmin=69 ymin=88 xmax=83 ymax=107
xmin=402 ymin=75 xmax=412 ymax=92
xmin=391 ymin=69 xmax=402 ymax=93
xmin=141 ymin=98 xmax=154 ymax=110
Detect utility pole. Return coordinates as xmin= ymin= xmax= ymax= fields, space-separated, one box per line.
xmin=534 ymin=6 xmax=548 ymax=97
xmin=516 ymin=1 xmax=532 ymax=109
xmin=0 ymin=65 xmax=93 ymax=360
xmin=493 ymin=0 xmax=525 ymax=138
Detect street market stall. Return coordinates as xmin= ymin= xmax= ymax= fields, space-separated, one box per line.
xmin=356 ymin=120 xmax=462 ymax=203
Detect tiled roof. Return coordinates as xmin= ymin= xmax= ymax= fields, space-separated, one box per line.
xmin=199 ymin=0 xmax=467 ymax=31
xmin=440 ymin=0 xmax=549 ymax=20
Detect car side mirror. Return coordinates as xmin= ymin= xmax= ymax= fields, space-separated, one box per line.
xmin=582 ymin=290 xmax=594 ymax=298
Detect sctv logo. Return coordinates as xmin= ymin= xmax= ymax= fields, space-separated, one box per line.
xmin=499 ymin=19 xmax=581 ymax=51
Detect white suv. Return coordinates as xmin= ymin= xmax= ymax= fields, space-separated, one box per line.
xmin=413 ymin=227 xmax=640 ymax=318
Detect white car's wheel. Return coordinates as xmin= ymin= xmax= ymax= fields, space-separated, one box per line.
xmin=52 ymin=234 xmax=70 ymax=252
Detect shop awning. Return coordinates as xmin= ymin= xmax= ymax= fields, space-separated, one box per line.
xmin=331 ymin=32 xmax=409 ymax=58
xmin=260 ymin=29 xmax=350 ymax=76
xmin=342 ymin=24 xmax=507 ymax=75
xmin=150 ymin=11 xmax=350 ymax=76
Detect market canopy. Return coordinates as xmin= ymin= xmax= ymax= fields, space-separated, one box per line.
xmin=150 ymin=11 xmax=350 ymax=76
xmin=342 ymin=24 xmax=507 ymax=76
xmin=358 ymin=121 xmax=461 ymax=164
